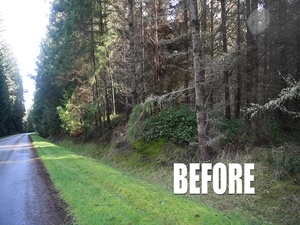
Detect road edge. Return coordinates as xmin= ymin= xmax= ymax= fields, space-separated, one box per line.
xmin=28 ymin=134 xmax=75 ymax=225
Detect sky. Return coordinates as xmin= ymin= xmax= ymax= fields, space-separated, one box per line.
xmin=0 ymin=0 xmax=51 ymax=110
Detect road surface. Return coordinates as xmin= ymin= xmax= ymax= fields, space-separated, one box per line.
xmin=0 ymin=133 xmax=68 ymax=225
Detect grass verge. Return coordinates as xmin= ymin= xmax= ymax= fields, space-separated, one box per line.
xmin=31 ymin=134 xmax=252 ymax=225
xmin=53 ymin=137 xmax=300 ymax=225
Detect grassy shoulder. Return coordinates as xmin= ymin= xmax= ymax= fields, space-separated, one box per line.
xmin=31 ymin=134 xmax=252 ymax=225
xmin=54 ymin=136 xmax=300 ymax=225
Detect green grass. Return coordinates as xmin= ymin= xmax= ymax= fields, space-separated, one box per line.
xmin=31 ymin=134 xmax=252 ymax=225
xmin=49 ymin=137 xmax=300 ymax=225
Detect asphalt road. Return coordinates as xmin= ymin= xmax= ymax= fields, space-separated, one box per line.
xmin=0 ymin=133 xmax=66 ymax=225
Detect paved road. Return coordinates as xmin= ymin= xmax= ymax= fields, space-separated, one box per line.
xmin=0 ymin=134 xmax=65 ymax=225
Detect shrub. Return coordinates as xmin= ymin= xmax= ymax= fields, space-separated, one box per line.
xmin=286 ymin=157 xmax=300 ymax=176
xmin=266 ymin=119 xmax=285 ymax=142
xmin=266 ymin=145 xmax=300 ymax=180
xmin=142 ymin=105 xmax=197 ymax=144
xmin=219 ymin=118 xmax=241 ymax=145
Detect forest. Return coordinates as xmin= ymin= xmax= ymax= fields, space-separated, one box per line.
xmin=28 ymin=0 xmax=300 ymax=152
xmin=1 ymin=0 xmax=299 ymax=223
xmin=0 ymin=37 xmax=25 ymax=136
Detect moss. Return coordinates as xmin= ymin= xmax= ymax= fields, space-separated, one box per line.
xmin=133 ymin=138 xmax=168 ymax=158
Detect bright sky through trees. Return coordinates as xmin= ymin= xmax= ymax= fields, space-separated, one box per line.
xmin=0 ymin=0 xmax=51 ymax=110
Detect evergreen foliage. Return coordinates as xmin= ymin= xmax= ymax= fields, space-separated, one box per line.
xmin=0 ymin=41 xmax=25 ymax=136
xmin=0 ymin=63 xmax=9 ymax=136
xmin=126 ymin=98 xmax=155 ymax=143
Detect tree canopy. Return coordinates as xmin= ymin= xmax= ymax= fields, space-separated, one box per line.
xmin=0 ymin=38 xmax=25 ymax=136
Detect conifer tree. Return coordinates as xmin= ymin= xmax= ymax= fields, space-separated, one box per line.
xmin=0 ymin=62 xmax=9 ymax=136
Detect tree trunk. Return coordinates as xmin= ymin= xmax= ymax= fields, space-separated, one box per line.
xmin=99 ymin=0 xmax=111 ymax=127
xmin=262 ymin=0 xmax=269 ymax=104
xmin=297 ymin=0 xmax=300 ymax=80
xmin=235 ymin=0 xmax=242 ymax=117
xmin=104 ymin=75 xmax=111 ymax=127
xmin=245 ymin=0 xmax=252 ymax=106
xmin=139 ymin=0 xmax=146 ymax=101
xmin=128 ymin=0 xmax=137 ymax=106
xmin=221 ymin=0 xmax=231 ymax=120
xmin=154 ymin=0 xmax=162 ymax=95
xmin=110 ymin=62 xmax=116 ymax=116
xmin=279 ymin=0 xmax=287 ymax=80
xmin=189 ymin=0 xmax=209 ymax=161
xmin=201 ymin=0 xmax=207 ymax=49
xmin=252 ymin=0 xmax=259 ymax=104
xmin=183 ymin=0 xmax=190 ymax=103
xmin=209 ymin=0 xmax=214 ymax=109
xmin=91 ymin=13 xmax=102 ymax=130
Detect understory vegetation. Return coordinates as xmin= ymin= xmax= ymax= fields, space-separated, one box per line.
xmin=142 ymin=105 xmax=197 ymax=144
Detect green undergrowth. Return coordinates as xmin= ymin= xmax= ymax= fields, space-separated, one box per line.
xmin=142 ymin=105 xmax=197 ymax=144
xmin=250 ymin=144 xmax=300 ymax=224
xmin=31 ymin=134 xmax=253 ymax=225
